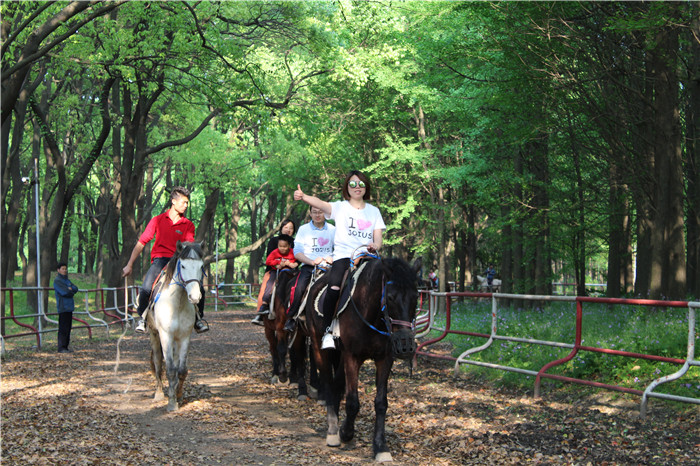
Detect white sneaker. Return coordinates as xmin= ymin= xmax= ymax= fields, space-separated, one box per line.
xmin=135 ymin=319 xmax=147 ymax=333
xmin=321 ymin=333 xmax=335 ymax=349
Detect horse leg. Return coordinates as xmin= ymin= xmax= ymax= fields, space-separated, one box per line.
xmin=175 ymin=339 xmax=190 ymax=402
xmin=290 ymin=335 xmax=309 ymax=401
xmin=276 ymin=331 xmax=289 ymax=384
xmin=308 ymin=341 xmax=320 ymax=400
xmin=324 ymin=365 xmax=341 ymax=447
xmin=340 ymin=356 xmax=361 ymax=444
xmin=163 ymin=340 xmax=180 ymax=412
xmin=372 ymin=358 xmax=394 ymax=462
xmin=265 ymin=326 xmax=283 ymax=385
xmin=314 ymin=339 xmax=341 ymax=446
xmin=149 ymin=331 xmax=165 ymax=402
xmin=325 ymin=350 xmax=345 ymax=447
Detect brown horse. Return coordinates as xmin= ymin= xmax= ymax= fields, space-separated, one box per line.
xmin=263 ymin=268 xmax=318 ymax=401
xmin=305 ymin=256 xmax=421 ymax=462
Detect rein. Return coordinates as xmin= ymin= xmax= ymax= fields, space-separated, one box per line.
xmin=348 ymin=264 xmax=415 ymax=338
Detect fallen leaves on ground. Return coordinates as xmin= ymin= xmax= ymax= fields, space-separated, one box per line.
xmin=1 ymin=308 xmax=698 ymax=465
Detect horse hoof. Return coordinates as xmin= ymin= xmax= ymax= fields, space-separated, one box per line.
xmin=308 ymin=387 xmax=319 ymax=399
xmin=326 ymin=433 xmax=341 ymax=447
xmin=297 ymin=394 xmax=308 ymax=401
xmin=167 ymin=402 xmax=178 ymax=412
xmin=288 ymin=382 xmax=298 ymax=389
xmin=316 ymin=399 xmax=326 ymax=406
xmin=270 ymin=375 xmax=279 ymax=384
xmin=375 ymin=452 xmax=393 ymax=463
xmin=154 ymin=393 xmax=164 ymax=402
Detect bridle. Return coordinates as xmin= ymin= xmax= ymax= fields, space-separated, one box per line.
xmin=172 ymin=257 xmax=204 ymax=290
xmin=350 ymin=277 xmax=416 ymax=337
xmin=348 ymin=249 xmax=416 ymax=337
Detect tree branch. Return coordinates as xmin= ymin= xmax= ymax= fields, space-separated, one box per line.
xmin=144 ymin=108 xmax=221 ymax=156
xmin=2 ymin=1 xmax=128 ymax=81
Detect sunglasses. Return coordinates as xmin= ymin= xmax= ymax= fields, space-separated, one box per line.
xmin=348 ymin=180 xmax=366 ymax=189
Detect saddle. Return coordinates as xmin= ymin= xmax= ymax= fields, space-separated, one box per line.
xmin=283 ymin=264 xmax=329 ymax=325
xmin=266 ymin=268 xmax=298 ymax=320
xmin=310 ymin=255 xmax=374 ymax=321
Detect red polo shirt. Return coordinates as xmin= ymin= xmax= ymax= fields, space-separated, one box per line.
xmin=138 ymin=210 xmax=195 ymax=261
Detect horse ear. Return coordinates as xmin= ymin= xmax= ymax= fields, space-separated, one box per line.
xmin=411 ymin=257 xmax=422 ymax=279
xmin=176 ymin=240 xmax=183 ymax=253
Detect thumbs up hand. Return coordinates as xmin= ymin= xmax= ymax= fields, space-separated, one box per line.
xmin=294 ymin=184 xmax=304 ymax=201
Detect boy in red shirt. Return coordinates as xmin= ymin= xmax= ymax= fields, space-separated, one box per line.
xmin=252 ymin=234 xmax=298 ymax=325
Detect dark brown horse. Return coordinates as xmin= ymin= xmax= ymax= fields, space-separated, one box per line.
xmin=264 ymin=268 xmax=318 ymax=401
xmin=305 ymin=256 xmax=421 ymax=462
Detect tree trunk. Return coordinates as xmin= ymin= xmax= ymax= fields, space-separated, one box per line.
xmin=685 ymin=5 xmax=700 ymax=297
xmin=500 ymin=202 xmax=512 ymax=294
xmin=650 ymin=12 xmax=685 ymax=300
xmin=530 ymin=137 xmax=552 ymax=296
xmin=512 ymin=150 xmax=524 ymax=294
xmin=59 ymin=200 xmax=75 ymax=265
xmin=224 ymin=196 xmax=242 ymax=283
xmin=607 ymin=159 xmax=629 ymax=298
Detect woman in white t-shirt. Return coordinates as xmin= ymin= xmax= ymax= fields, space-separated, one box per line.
xmin=294 ymin=170 xmax=386 ymax=349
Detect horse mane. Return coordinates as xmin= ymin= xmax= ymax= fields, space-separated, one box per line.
xmin=161 ymin=242 xmax=204 ymax=284
xmin=379 ymin=257 xmax=418 ymax=289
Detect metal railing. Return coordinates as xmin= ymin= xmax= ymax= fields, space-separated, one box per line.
xmin=551 ymin=282 xmax=607 ymax=295
xmin=208 ymin=283 xmax=256 ymax=310
xmin=415 ymin=291 xmax=699 ymax=416
xmin=1 ymin=283 xmax=258 ymax=353
xmin=1 ymin=286 xmax=133 ymax=353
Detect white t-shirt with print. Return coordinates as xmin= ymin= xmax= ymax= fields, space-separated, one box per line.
xmin=293 ymin=221 xmax=336 ymax=262
xmin=328 ymin=200 xmax=386 ymax=260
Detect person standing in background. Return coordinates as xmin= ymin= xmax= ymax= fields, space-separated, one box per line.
xmin=54 ymin=261 xmax=79 ymax=353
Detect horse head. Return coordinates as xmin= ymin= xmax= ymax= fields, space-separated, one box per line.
xmin=381 ymin=257 xmax=421 ymax=360
xmin=172 ymin=241 xmax=205 ymax=304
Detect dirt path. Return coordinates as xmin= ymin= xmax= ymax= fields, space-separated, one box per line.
xmin=2 ymin=307 xmax=698 ymax=465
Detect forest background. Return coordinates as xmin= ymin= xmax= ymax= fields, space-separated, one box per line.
xmin=2 ymin=0 xmax=700 ymax=307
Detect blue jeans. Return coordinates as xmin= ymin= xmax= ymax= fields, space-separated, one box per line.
xmin=137 ymin=257 xmax=171 ymax=317
xmin=287 ymin=265 xmax=314 ymax=317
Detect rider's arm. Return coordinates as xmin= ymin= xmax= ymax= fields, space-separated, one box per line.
xmin=294 ymin=252 xmax=317 ymax=267
xmin=122 ymin=241 xmax=145 ymax=277
xmin=265 ymin=250 xmax=279 ymax=267
xmin=294 ymin=185 xmax=331 ymax=216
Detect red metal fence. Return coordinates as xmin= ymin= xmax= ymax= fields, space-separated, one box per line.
xmin=0 ymin=283 xmax=256 ymax=353
xmin=414 ymin=291 xmax=699 ymax=417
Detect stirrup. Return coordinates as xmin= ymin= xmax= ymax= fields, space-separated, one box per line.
xmin=251 ymin=315 xmax=265 ymax=326
xmin=321 ymin=333 xmax=335 ymax=350
xmin=194 ymin=318 xmax=209 ymax=334
xmin=134 ymin=319 xmax=147 ymax=334
xmin=284 ymin=318 xmax=296 ymax=332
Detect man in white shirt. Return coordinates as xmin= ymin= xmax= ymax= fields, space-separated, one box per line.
xmin=284 ymin=207 xmax=335 ymax=332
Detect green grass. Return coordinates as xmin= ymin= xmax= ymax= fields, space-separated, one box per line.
xmin=428 ymin=299 xmax=700 ymax=403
